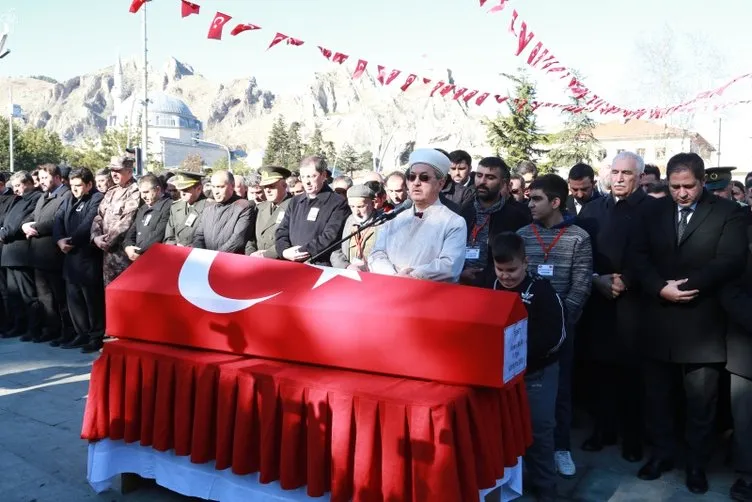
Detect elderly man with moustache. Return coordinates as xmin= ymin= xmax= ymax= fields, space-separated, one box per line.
xmin=368 ymin=148 xmax=467 ymax=282
xmin=247 ymin=166 xmax=292 ymax=258
xmin=331 ymin=184 xmax=381 ymax=271
xmin=275 ymin=156 xmax=350 ymax=266
xmin=90 ymin=156 xmax=141 ymax=285
xmin=576 ymin=151 xmax=660 ymax=463
xmin=192 ymin=170 xmax=253 ymax=253
xmin=164 ymin=167 xmax=210 ymax=247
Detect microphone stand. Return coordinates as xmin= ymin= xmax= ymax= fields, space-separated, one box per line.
xmin=306 ymin=211 xmax=390 ymax=264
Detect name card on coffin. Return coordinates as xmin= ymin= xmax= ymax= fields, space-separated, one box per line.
xmin=105 ymin=244 xmax=528 ymax=388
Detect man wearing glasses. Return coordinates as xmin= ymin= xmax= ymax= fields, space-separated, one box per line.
xmin=368 ymin=149 xmax=467 ymax=283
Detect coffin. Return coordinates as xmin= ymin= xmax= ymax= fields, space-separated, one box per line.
xmin=105 ymin=244 xmax=528 ymax=388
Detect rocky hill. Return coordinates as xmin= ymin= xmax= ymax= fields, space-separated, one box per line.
xmin=0 ymin=57 xmax=491 ymax=166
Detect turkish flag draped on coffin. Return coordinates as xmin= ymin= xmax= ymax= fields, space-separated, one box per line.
xmin=105 ymin=244 xmax=528 ymax=388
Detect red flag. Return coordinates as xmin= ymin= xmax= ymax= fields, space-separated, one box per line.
xmin=463 ymin=90 xmax=479 ymax=102
xmin=129 ymin=0 xmax=147 ymax=13
xmin=385 ymin=69 xmax=401 ymax=85
xmin=287 ymin=37 xmax=304 ymax=46
xmin=495 ymin=95 xmax=508 ymax=104
xmin=480 ymin=0 xmax=488 ymax=5
xmin=475 ymin=92 xmax=490 ymax=105
xmin=430 ymin=81 xmax=446 ymax=97
xmin=267 ymin=32 xmax=288 ymax=49
xmin=318 ymin=46 xmax=332 ymax=59
xmin=453 ymin=87 xmax=468 ymax=100
xmin=332 ymin=52 xmax=349 ymax=64
xmin=353 ymin=59 xmax=368 ymax=79
xmin=377 ymin=65 xmax=386 ymax=85
xmin=230 ymin=23 xmax=261 ymax=36
xmin=400 ymin=74 xmax=417 ymax=92
xmin=489 ymin=0 xmax=510 ymax=13
xmin=181 ymin=0 xmax=200 ymax=17
xmin=439 ymin=84 xmax=455 ymax=97
xmin=422 ymin=77 xmax=432 ymax=85
xmin=207 ymin=12 xmax=232 ymax=40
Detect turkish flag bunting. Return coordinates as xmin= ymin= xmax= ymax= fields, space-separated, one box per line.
xmin=231 ymin=23 xmax=261 ymax=36
xmin=377 ymin=65 xmax=386 ymax=85
xmin=288 ymin=37 xmax=305 ymax=46
xmin=489 ymin=0 xmax=510 ymax=13
xmin=430 ymin=81 xmax=446 ymax=97
xmin=439 ymin=84 xmax=455 ymax=97
xmin=400 ymin=74 xmax=417 ymax=91
xmin=463 ymin=90 xmax=479 ymax=102
xmin=318 ymin=46 xmax=332 ymax=59
xmin=352 ymin=59 xmax=368 ymax=79
xmin=479 ymin=0 xmax=488 ymax=6
xmin=181 ymin=0 xmax=200 ymax=17
xmin=267 ymin=32 xmax=288 ymax=49
xmin=495 ymin=95 xmax=508 ymax=104
xmin=332 ymin=52 xmax=349 ymax=64
xmin=129 ymin=0 xmax=147 ymax=13
xmin=422 ymin=77 xmax=432 ymax=85
xmin=207 ymin=12 xmax=232 ymax=40
xmin=453 ymin=87 xmax=468 ymax=100
xmin=475 ymin=92 xmax=490 ymax=105
xmin=385 ymin=69 xmax=401 ymax=85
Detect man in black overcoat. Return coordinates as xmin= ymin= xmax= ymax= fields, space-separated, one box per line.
xmin=631 ymin=152 xmax=748 ymax=494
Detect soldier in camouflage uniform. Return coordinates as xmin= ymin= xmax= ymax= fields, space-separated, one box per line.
xmin=90 ymin=156 xmax=141 ymax=285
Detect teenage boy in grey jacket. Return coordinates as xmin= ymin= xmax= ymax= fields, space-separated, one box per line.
xmin=517 ymin=173 xmax=593 ymax=479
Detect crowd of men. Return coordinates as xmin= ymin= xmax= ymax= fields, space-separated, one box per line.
xmin=0 ymin=146 xmax=751 ymax=501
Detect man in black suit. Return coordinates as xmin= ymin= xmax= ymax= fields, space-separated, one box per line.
xmin=577 ymin=151 xmax=659 ymax=462
xmin=566 ymin=163 xmax=600 ymax=215
xmin=631 ymin=152 xmax=748 ymax=494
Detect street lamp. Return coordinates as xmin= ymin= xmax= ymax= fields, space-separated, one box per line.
xmin=192 ymin=136 xmax=232 ymax=171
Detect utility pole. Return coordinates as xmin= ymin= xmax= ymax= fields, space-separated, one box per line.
xmin=141 ymin=1 xmax=149 ymax=173
xmin=716 ymin=117 xmax=722 ymax=167
xmin=8 ymin=87 xmax=13 ymax=172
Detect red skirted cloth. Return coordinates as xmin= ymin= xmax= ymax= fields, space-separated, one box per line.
xmin=82 ymin=340 xmax=532 ymax=502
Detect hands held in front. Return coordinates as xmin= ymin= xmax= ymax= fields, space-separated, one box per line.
xmin=594 ymin=273 xmax=627 ymax=299
xmin=57 ymin=238 xmax=74 ymax=254
xmin=21 ymin=222 xmax=38 ymax=238
xmin=660 ymin=278 xmax=698 ymax=303
xmin=125 ymin=245 xmax=142 ymax=262
xmin=282 ymin=246 xmax=310 ymax=262
xmin=93 ymin=235 xmax=110 ymax=251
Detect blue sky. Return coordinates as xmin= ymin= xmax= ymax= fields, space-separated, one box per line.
xmin=2 ymin=0 xmax=752 ymax=163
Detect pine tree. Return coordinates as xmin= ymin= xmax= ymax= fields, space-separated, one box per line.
xmin=484 ymin=72 xmax=549 ymax=169
xmin=286 ymin=121 xmax=304 ymax=170
xmin=337 ymin=144 xmax=359 ymax=175
xmin=263 ymin=115 xmax=289 ymax=166
xmin=357 ymin=150 xmax=374 ymax=171
xmin=546 ymin=74 xmax=600 ymax=170
xmin=323 ymin=141 xmax=337 ymax=167
xmin=304 ymin=125 xmax=325 ymax=157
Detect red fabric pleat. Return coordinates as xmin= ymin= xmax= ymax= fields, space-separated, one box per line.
xmin=82 ymin=340 xmax=533 ymax=502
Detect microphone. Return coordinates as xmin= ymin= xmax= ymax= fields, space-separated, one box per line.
xmin=379 ymin=199 xmax=413 ymax=222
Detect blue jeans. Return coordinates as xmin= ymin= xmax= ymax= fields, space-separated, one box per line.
xmin=555 ymin=323 xmax=574 ymax=451
xmin=525 ymin=362 xmax=559 ymax=498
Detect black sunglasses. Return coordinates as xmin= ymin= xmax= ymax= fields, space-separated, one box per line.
xmin=407 ymin=172 xmax=432 ymax=183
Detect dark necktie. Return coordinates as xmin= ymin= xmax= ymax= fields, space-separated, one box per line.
xmin=414 ymin=212 xmax=423 ymax=219
xmin=677 ymin=207 xmax=692 ymax=243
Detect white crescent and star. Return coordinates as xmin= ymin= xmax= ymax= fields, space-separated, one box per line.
xmin=213 ymin=16 xmax=228 ymax=29
xmin=177 ymin=248 xmax=361 ymax=314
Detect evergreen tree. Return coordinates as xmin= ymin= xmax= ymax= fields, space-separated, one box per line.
xmin=545 ymin=73 xmax=600 ymax=170
xmin=262 ymin=115 xmax=289 ymax=166
xmin=337 ymin=144 xmax=359 ymax=175
xmin=357 ymin=150 xmax=374 ymax=172
xmin=323 ymin=141 xmax=337 ymax=167
xmin=484 ymin=72 xmax=549 ymax=169
xmin=304 ymin=125 xmax=325 ymax=157
xmin=0 ymin=117 xmax=65 ymax=172
xmin=286 ymin=121 xmax=304 ymax=170
xmin=62 ymin=127 xmax=135 ymax=171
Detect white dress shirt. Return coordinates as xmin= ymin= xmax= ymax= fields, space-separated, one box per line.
xmin=367 ymin=199 xmax=467 ymax=282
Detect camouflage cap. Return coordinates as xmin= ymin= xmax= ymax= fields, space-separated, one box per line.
xmin=108 ymin=155 xmax=134 ymax=171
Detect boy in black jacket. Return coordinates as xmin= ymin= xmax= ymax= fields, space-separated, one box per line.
xmin=487 ymin=232 xmax=566 ymax=502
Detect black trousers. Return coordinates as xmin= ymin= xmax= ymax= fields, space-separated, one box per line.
xmin=731 ymin=373 xmax=752 ymax=475
xmin=587 ymin=361 xmax=643 ymax=442
xmin=66 ymin=281 xmax=105 ymax=341
xmin=32 ymin=268 xmax=71 ymax=336
xmin=644 ymin=358 xmax=721 ymax=467
xmin=0 ymin=264 xmax=11 ymax=328
xmin=6 ymin=267 xmax=36 ymax=331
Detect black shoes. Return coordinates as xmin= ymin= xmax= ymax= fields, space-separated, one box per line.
xmin=34 ymin=331 xmax=59 ymax=343
xmin=581 ymin=430 xmax=618 ymax=452
xmin=685 ymin=467 xmax=708 ymax=494
xmin=637 ymin=457 xmax=674 ymax=480
xmin=0 ymin=327 xmax=23 ymax=338
xmin=19 ymin=331 xmax=39 ymax=342
xmin=621 ymin=439 xmax=643 ymax=463
xmin=81 ymin=339 xmax=104 ymax=353
xmin=731 ymin=479 xmax=752 ymax=501
xmin=62 ymin=335 xmax=89 ymax=350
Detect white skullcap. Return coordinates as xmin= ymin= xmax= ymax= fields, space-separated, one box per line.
xmin=408 ymin=148 xmax=451 ymax=177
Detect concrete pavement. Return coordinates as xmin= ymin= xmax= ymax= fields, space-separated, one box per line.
xmin=0 ymin=337 xmax=739 ymax=501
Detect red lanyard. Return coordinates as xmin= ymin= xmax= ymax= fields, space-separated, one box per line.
xmin=470 ymin=215 xmax=491 ymax=245
xmin=531 ymin=225 xmax=567 ymax=262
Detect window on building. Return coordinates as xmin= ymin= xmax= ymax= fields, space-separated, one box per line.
xmin=636 ymin=148 xmax=646 ymax=158
xmin=655 ymin=147 xmax=666 ymax=160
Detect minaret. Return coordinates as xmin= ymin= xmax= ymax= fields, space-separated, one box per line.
xmin=112 ymin=53 xmax=124 ymax=109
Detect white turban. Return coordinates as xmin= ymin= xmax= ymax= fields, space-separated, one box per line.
xmin=408 ymin=148 xmax=451 ymax=178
